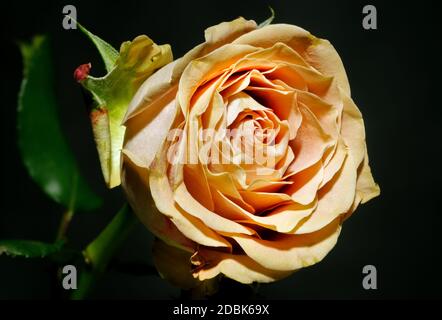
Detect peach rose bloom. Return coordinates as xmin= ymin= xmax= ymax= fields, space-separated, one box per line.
xmin=121 ymin=18 xmax=380 ymax=284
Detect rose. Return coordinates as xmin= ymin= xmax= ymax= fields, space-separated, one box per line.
xmin=121 ymin=17 xmax=380 ymax=285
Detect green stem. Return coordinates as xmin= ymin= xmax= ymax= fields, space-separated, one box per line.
xmin=71 ymin=204 xmax=136 ymax=300
xmin=56 ymin=173 xmax=78 ymax=241
xmin=56 ymin=209 xmax=74 ymax=241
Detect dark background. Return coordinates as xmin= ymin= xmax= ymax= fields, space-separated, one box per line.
xmin=1 ymin=0 xmax=441 ymax=299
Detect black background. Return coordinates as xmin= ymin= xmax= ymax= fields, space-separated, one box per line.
xmin=1 ymin=0 xmax=441 ymax=299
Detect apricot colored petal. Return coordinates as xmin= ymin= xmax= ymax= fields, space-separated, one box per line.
xmin=294 ymin=154 xmax=356 ymax=234
xmin=122 ymin=60 xmax=179 ymax=168
xmin=320 ymin=137 xmax=347 ymax=188
xmin=297 ymin=91 xmax=341 ymax=140
xmin=246 ymin=87 xmax=302 ymax=139
xmin=178 ymin=44 xmax=258 ymax=115
xmin=124 ymin=59 xmax=178 ymax=121
xmin=233 ymin=24 xmax=313 ymax=54
xmin=305 ymin=38 xmax=351 ymax=95
xmin=226 ymin=92 xmax=269 ymax=126
xmin=242 ymin=42 xmax=310 ymax=67
xmin=184 ymin=164 xmax=215 ymax=211
xmin=121 ymin=153 xmax=194 ymax=252
xmin=149 ymin=144 xmax=231 ymax=248
xmin=231 ymin=219 xmax=341 ymax=271
xmin=205 ymin=168 xmax=246 ymax=200
xmin=233 ymin=24 xmax=350 ymax=95
xmin=340 ymin=90 xmax=366 ymax=170
xmin=287 ymin=104 xmax=333 ymax=174
xmin=174 ymin=182 xmax=255 ymax=235
xmin=211 ymin=188 xmax=253 ymax=221
xmin=239 ymin=191 xmax=292 ymax=213
xmin=192 ymin=249 xmax=291 ymax=284
xmin=201 ymin=90 xmax=224 ymax=130
xmin=205 ymin=17 xmax=257 ymax=44
xmin=213 ymin=191 xmax=315 ymax=233
xmin=255 ymin=200 xmax=317 ymax=233
xmin=356 ymin=148 xmax=381 ymax=204
xmin=341 ymin=148 xmax=380 ymax=221
xmin=123 ymin=97 xmax=178 ymax=168
xmin=286 ymin=161 xmax=324 ymax=205
xmin=246 ymin=179 xmax=293 ymax=192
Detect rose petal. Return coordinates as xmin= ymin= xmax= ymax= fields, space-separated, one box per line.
xmin=231 ymin=218 xmax=341 ymax=271
xmin=239 ymin=190 xmax=292 ymax=213
xmin=123 ymin=96 xmax=178 ymax=168
xmin=212 ymin=190 xmax=316 ymax=233
xmin=305 ymin=38 xmax=351 ymax=95
xmin=204 ymin=17 xmax=257 ymax=50
xmin=211 ymin=188 xmax=254 ymax=220
xmin=226 ymin=92 xmax=269 ymax=126
xmin=178 ymin=44 xmax=258 ymax=115
xmin=192 ymin=249 xmax=291 ymax=284
xmin=246 ymin=179 xmax=293 ymax=192
xmin=294 ymin=153 xmax=356 ymax=234
xmin=340 ymin=89 xmax=366 ymax=171
xmin=285 ymin=160 xmax=324 ymax=205
xmin=242 ymin=42 xmax=310 ymax=67
xmin=320 ymin=137 xmax=347 ymax=187
xmin=174 ymin=182 xmax=256 ymax=235
xmin=246 ymin=87 xmax=302 ymax=140
xmin=342 ymin=147 xmax=380 ymax=221
xmin=233 ymin=24 xmax=350 ymax=95
xmin=233 ymin=24 xmax=313 ymax=54
xmin=124 ymin=60 xmax=178 ymax=122
xmin=297 ymin=91 xmax=341 ymax=139
xmin=121 ymin=153 xmax=194 ymax=251
xmin=255 ymin=200 xmax=317 ymax=233
xmin=149 ymin=143 xmax=232 ymax=248
xmin=357 ymin=151 xmax=380 ymax=204
xmin=184 ymin=164 xmax=215 ymax=211
xmin=287 ymin=104 xmax=334 ymax=174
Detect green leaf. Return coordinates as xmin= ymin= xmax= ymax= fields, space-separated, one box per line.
xmin=77 ymin=28 xmax=173 ymax=188
xmin=0 ymin=239 xmax=64 ymax=258
xmin=18 ymin=36 xmax=102 ymax=211
xmin=77 ymin=22 xmax=118 ymax=73
xmin=258 ymin=7 xmax=275 ymax=28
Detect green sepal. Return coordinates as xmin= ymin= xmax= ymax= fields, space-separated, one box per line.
xmin=76 ymin=26 xmax=173 ymax=188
